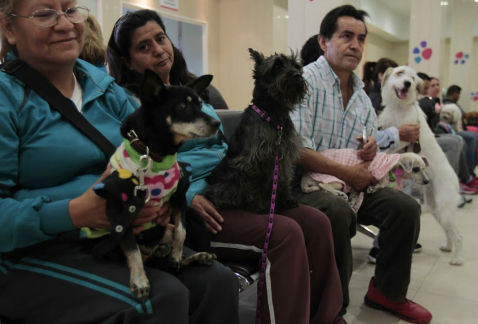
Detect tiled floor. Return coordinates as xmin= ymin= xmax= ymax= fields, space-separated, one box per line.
xmin=344 ymin=194 xmax=477 ymax=324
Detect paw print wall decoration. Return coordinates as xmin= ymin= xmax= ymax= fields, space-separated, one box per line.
xmin=454 ymin=52 xmax=470 ymax=65
xmin=471 ymin=92 xmax=478 ymax=102
xmin=413 ymin=41 xmax=432 ymax=63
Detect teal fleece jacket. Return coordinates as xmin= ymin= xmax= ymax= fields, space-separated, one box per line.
xmin=177 ymin=103 xmax=228 ymax=206
xmin=0 ymin=58 xmax=138 ymax=253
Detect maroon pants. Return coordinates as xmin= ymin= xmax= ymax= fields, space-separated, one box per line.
xmin=211 ymin=204 xmax=342 ymax=324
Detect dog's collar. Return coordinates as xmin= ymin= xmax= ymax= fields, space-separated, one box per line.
xmin=250 ymin=103 xmax=282 ymax=132
xmin=126 ymin=129 xmax=165 ymax=163
xmin=123 ymin=138 xmax=177 ymax=173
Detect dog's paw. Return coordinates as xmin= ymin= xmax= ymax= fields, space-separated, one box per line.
xmin=440 ymin=245 xmax=452 ymax=252
xmin=153 ymin=243 xmax=172 ymax=258
xmin=130 ymin=275 xmax=150 ymax=301
xmin=181 ymin=252 xmax=217 ymax=267
xmin=450 ymin=257 xmax=464 ymax=266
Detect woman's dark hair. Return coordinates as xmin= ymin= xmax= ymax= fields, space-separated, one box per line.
xmin=107 ymin=9 xmax=200 ymax=95
xmin=372 ymin=57 xmax=397 ymax=83
xmin=362 ymin=61 xmax=376 ymax=94
xmin=320 ymin=5 xmax=369 ymax=39
xmin=107 ymin=10 xmax=167 ymax=89
xmin=300 ymin=34 xmax=323 ymax=66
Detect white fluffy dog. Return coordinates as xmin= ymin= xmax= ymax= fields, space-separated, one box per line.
xmin=378 ymin=66 xmax=464 ymax=265
xmin=440 ymin=103 xmax=463 ymax=132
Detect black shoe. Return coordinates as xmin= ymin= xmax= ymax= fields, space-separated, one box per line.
xmin=414 ymin=243 xmax=422 ymax=253
xmin=367 ymin=247 xmax=379 ymax=264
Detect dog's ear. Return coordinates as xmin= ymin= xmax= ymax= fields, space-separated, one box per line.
xmin=187 ymin=74 xmax=213 ymax=95
xmin=421 ymin=155 xmax=429 ymax=167
xmin=140 ymin=69 xmax=166 ymax=104
xmin=249 ymin=48 xmax=264 ymax=64
xmin=398 ymin=154 xmax=414 ymax=173
xmin=415 ymin=75 xmax=424 ymax=94
xmin=381 ymin=67 xmax=394 ymax=88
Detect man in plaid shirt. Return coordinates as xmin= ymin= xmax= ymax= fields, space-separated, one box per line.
xmin=291 ymin=5 xmax=432 ymax=324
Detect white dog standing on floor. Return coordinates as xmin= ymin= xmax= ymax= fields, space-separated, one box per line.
xmin=378 ymin=65 xmax=464 ymax=265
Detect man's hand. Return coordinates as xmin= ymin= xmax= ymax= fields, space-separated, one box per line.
xmin=357 ymin=136 xmax=377 ymax=161
xmin=345 ymin=162 xmax=377 ymax=191
xmin=191 ymin=195 xmax=224 ymax=234
xmin=398 ymin=124 xmax=420 ymax=143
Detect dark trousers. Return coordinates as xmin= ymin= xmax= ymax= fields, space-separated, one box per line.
xmin=211 ymin=204 xmax=343 ymax=324
xmin=294 ymin=187 xmax=421 ymax=312
xmin=0 ymin=241 xmax=239 ymax=324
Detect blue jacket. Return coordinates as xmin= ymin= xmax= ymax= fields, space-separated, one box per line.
xmin=177 ymin=103 xmax=228 ymax=206
xmin=0 ymin=58 xmax=138 ymax=253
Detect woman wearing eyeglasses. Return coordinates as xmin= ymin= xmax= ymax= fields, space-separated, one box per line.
xmin=0 ymin=1 xmax=239 ymax=323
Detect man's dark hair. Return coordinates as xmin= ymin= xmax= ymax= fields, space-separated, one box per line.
xmin=373 ymin=58 xmax=397 ymax=83
xmin=319 ymin=5 xmax=369 ymax=39
xmin=300 ymin=34 xmax=323 ymax=66
xmin=446 ymin=85 xmax=462 ymax=97
xmin=417 ymin=72 xmax=430 ymax=82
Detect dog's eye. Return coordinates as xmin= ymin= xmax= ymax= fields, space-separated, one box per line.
xmin=396 ymin=71 xmax=403 ymax=76
xmin=412 ymin=167 xmax=420 ymax=173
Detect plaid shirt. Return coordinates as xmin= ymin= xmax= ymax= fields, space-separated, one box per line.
xmin=291 ymin=56 xmax=377 ymax=152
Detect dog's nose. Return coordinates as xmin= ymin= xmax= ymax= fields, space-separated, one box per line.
xmin=404 ymin=81 xmax=411 ymax=89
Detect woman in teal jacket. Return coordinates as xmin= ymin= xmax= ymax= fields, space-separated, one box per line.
xmin=0 ymin=1 xmax=237 ymax=323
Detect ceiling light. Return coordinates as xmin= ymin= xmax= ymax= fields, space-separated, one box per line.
xmin=440 ymin=1 xmax=448 ymax=5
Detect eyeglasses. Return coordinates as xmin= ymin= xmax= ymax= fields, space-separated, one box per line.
xmin=10 ymin=6 xmax=89 ymax=28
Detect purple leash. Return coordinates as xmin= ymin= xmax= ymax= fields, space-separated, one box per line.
xmin=251 ymin=104 xmax=282 ymax=324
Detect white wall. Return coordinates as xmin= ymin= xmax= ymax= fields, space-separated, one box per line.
xmin=361 ymin=0 xmax=409 ymax=41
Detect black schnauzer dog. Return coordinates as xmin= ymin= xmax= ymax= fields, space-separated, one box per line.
xmin=203 ymin=48 xmax=307 ymax=213
xmin=88 ymin=70 xmax=219 ymax=301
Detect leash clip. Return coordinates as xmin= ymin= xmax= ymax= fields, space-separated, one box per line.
xmin=134 ymin=147 xmax=152 ymax=203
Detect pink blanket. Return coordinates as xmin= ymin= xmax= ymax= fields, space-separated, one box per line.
xmin=308 ymin=149 xmax=400 ymax=211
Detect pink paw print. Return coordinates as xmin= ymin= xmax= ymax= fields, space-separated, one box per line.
xmin=413 ymin=41 xmax=432 ymax=63
xmin=471 ymin=92 xmax=478 ymax=102
xmin=454 ymin=52 xmax=470 ymax=65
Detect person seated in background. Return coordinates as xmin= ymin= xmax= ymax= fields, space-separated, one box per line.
xmin=79 ymin=13 xmax=107 ymax=71
xmin=299 ymin=33 xmax=323 ymax=66
xmin=426 ymin=77 xmax=478 ymax=193
xmin=107 ymin=9 xmax=345 ymax=324
xmin=367 ymin=58 xmax=397 ymax=114
xmin=362 ymin=61 xmax=376 ymax=94
xmin=0 ymin=1 xmax=238 ymax=323
xmin=292 ymin=5 xmax=432 ymax=323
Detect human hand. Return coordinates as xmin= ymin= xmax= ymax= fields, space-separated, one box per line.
xmin=69 ymin=166 xmax=112 ymax=229
xmin=191 ymin=194 xmax=224 ymax=234
xmin=357 ymin=136 xmax=377 ymax=161
xmin=69 ymin=165 xmax=165 ymax=232
xmin=345 ymin=162 xmax=377 ymax=191
xmin=132 ymin=201 xmax=170 ymax=234
xmin=398 ymin=124 xmax=420 ymax=143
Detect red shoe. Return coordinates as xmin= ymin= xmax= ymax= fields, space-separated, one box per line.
xmin=364 ymin=277 xmax=432 ymax=324
xmin=468 ymin=176 xmax=478 ymax=188
xmin=460 ymin=182 xmax=478 ymax=195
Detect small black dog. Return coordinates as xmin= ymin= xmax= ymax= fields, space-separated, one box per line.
xmin=89 ymin=70 xmax=219 ymax=301
xmin=203 ymin=48 xmax=307 ymax=213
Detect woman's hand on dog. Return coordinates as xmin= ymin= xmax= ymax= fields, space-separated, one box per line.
xmin=356 ymin=136 xmax=377 ymax=161
xmin=132 ymin=202 xmax=171 ymax=234
xmin=69 ymin=165 xmax=166 ymax=231
xmin=398 ymin=124 xmax=420 ymax=143
xmin=191 ymin=195 xmax=224 ymax=234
